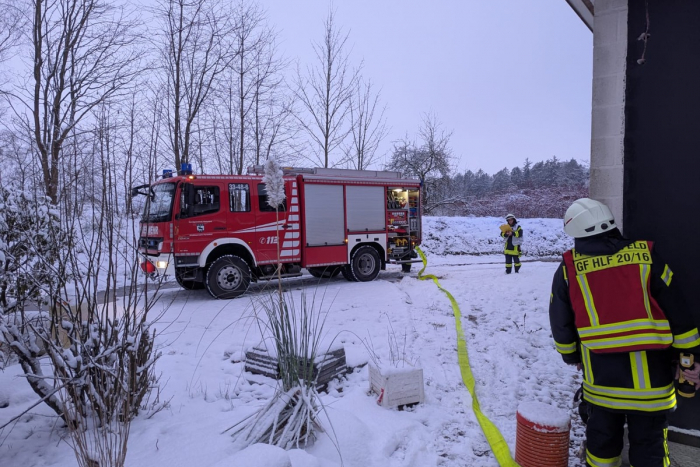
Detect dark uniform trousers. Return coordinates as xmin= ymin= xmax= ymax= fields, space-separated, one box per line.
xmin=586 ymin=405 xmax=669 ymax=467
xmin=505 ymin=252 xmax=521 ymax=273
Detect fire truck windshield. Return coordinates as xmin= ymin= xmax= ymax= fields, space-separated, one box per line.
xmin=143 ymin=182 xmax=176 ymax=223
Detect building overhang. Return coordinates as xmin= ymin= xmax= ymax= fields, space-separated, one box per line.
xmin=565 ymin=0 xmax=594 ymax=32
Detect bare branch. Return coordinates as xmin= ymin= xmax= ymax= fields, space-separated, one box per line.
xmin=292 ymin=7 xmax=359 ymax=168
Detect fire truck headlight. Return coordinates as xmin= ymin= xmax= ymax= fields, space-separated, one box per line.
xmin=156 ymin=261 xmax=168 ymax=269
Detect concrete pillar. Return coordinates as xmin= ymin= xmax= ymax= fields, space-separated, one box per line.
xmin=588 ymin=0 xmax=627 ymax=231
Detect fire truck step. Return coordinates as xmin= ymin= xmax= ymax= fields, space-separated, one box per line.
xmin=256 ymin=272 xmax=304 ymax=281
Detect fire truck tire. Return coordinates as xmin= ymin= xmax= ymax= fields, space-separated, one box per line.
xmin=401 ymin=263 xmax=412 ymax=273
xmin=175 ymin=271 xmax=205 ymax=290
xmin=340 ymin=265 xmax=356 ymax=282
xmin=205 ymin=255 xmax=251 ymax=299
xmin=349 ymin=246 xmax=381 ymax=282
xmin=308 ymin=267 xmax=341 ymax=278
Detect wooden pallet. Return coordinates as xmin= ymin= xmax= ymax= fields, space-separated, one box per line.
xmin=244 ymin=346 xmax=349 ymax=392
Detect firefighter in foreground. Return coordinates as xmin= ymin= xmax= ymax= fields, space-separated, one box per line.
xmin=500 ymin=213 xmax=523 ymax=273
xmin=549 ymin=198 xmax=700 ymax=467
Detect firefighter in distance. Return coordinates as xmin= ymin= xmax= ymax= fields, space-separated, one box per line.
xmin=549 ymin=198 xmax=700 ymax=467
xmin=500 ymin=213 xmax=523 ymax=273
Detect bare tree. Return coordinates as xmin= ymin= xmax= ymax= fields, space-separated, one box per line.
xmin=293 ymin=8 xmax=359 ymax=168
xmin=230 ymin=0 xmax=270 ymax=173
xmin=386 ymin=113 xmax=453 ymax=212
xmin=153 ymin=0 xmax=236 ymax=171
xmin=207 ymin=0 xmax=271 ymax=174
xmin=343 ymin=77 xmax=388 ymax=170
xmin=251 ymin=91 xmax=298 ymax=166
xmin=4 ymin=0 xmax=142 ymax=204
xmin=209 ymin=93 xmax=241 ymax=174
xmin=0 ymin=1 xmax=25 ymax=63
xmin=249 ymin=35 xmax=298 ymax=166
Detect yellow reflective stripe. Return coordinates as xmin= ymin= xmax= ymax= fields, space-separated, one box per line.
xmin=583 ymin=381 xmax=675 ymax=399
xmin=631 ymin=352 xmax=641 ymax=389
xmin=586 ymin=450 xmax=621 ymax=467
xmin=555 ymin=340 xmax=577 ymax=354
xmin=577 ymin=273 xmax=600 ymax=326
xmin=630 ymin=351 xmax=651 ymax=389
xmin=562 ymin=265 xmax=568 ymax=281
xmin=663 ymin=428 xmax=670 ymax=467
xmin=672 ymin=328 xmax=700 ymax=349
xmin=582 ymin=346 xmax=594 ymax=383
xmin=640 ymin=264 xmax=653 ymax=320
xmin=661 ymin=265 xmax=673 ymax=286
xmin=578 ymin=319 xmax=671 ymax=337
xmin=415 ymin=247 xmax=518 ymax=467
xmin=582 ymin=333 xmax=673 ymax=350
xmin=583 ymin=391 xmax=676 ymax=412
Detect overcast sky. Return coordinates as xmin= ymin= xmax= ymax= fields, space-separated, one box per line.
xmin=258 ymin=0 xmax=593 ymax=175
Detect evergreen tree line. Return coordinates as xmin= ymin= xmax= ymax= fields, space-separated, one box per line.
xmin=429 ymin=157 xmax=589 ymax=218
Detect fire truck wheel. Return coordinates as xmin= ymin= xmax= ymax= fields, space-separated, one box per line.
xmin=340 ymin=265 xmax=356 ymax=282
xmin=205 ymin=255 xmax=251 ymax=299
xmin=349 ymin=246 xmax=381 ymax=282
xmin=175 ymin=272 xmax=205 ymax=290
xmin=308 ymin=267 xmax=341 ymax=279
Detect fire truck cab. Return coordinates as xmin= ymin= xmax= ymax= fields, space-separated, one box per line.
xmin=133 ymin=165 xmax=422 ymax=299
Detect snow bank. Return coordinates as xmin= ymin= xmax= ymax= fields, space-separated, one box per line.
xmin=420 ymin=216 xmax=572 ymax=258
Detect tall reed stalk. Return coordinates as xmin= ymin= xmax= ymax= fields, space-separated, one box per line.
xmin=227 ymin=159 xmax=329 ymax=449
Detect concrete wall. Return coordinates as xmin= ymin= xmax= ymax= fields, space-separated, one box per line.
xmin=588 ymin=0 xmax=627 ymax=231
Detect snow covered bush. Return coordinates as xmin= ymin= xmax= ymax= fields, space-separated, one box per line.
xmin=53 ymin=317 xmax=160 ymax=467
xmin=1 ymin=158 xmax=163 ymax=466
xmin=0 ymin=185 xmax=65 ymax=313
xmin=0 ymin=184 xmax=69 ymax=414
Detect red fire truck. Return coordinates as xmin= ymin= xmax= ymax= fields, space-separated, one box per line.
xmin=132 ymin=165 xmax=422 ymax=299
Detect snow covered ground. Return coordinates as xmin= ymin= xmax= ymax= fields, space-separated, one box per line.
xmin=0 ymin=217 xmax=587 ymax=467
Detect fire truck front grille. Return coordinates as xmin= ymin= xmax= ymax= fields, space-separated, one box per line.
xmin=139 ymin=237 xmax=163 ymax=249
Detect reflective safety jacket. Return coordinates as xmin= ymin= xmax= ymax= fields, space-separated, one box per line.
xmin=549 ymin=232 xmax=700 ymax=413
xmin=501 ymin=224 xmax=523 ymax=255
xmin=562 ymin=241 xmax=672 ymax=353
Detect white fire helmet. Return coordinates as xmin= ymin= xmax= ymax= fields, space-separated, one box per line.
xmin=563 ymin=198 xmax=616 ymax=238
xmin=505 ymin=213 xmax=516 ymax=221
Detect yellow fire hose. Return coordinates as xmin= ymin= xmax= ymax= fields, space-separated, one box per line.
xmin=415 ymin=247 xmax=519 ymax=467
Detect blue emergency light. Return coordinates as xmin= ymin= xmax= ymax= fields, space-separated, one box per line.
xmin=180 ymin=163 xmax=193 ymax=175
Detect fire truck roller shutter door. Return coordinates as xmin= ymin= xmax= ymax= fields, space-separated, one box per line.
xmin=304 ymin=184 xmax=345 ymax=246
xmin=346 ymin=185 xmax=385 ymax=232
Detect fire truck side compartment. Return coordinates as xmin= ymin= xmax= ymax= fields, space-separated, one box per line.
xmin=303 ymin=184 xmax=345 ymax=247
xmin=346 ymin=185 xmax=385 ymax=232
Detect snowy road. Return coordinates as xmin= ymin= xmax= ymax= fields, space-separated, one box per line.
xmin=1 ymin=256 xmax=586 ymax=467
